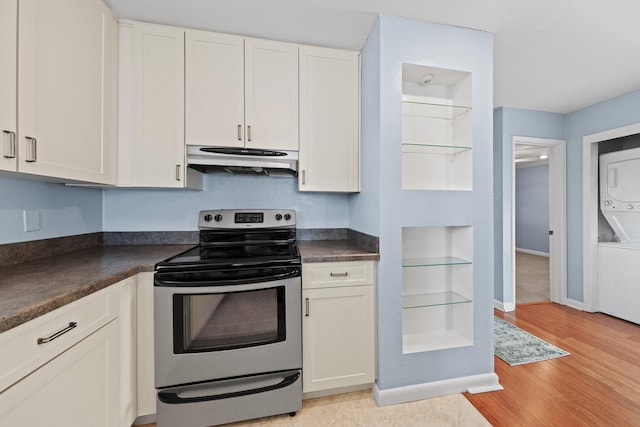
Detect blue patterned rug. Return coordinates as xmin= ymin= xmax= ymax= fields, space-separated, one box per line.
xmin=494 ymin=317 xmax=570 ymax=365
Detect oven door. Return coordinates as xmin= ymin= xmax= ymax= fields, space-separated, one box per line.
xmin=154 ymin=272 xmax=301 ymax=388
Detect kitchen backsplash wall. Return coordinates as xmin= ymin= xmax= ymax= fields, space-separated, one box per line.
xmin=0 ymin=176 xmax=103 ymax=244
xmin=103 ymin=173 xmax=351 ymax=231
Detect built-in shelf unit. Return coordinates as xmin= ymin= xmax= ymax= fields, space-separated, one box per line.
xmin=401 ymin=64 xmax=472 ymax=191
xmin=402 ymin=225 xmax=474 ymax=354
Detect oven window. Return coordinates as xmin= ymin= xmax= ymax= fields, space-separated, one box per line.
xmin=173 ymin=287 xmax=286 ymax=353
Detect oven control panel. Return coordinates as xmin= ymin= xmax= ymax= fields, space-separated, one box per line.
xmin=199 ymin=209 xmax=296 ymax=229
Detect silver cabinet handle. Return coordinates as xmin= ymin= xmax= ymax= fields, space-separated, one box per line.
xmin=2 ymin=130 xmax=16 ymax=159
xmin=25 ymin=136 xmax=37 ymax=162
xmin=237 ymin=124 xmax=242 ymax=141
xmin=305 ymin=298 xmax=309 ymax=317
xmin=37 ymin=322 xmax=77 ymax=344
xmin=176 ymin=164 xmax=181 ymax=181
xmin=301 ymin=170 xmax=306 ymax=185
xmin=330 ymin=272 xmax=348 ymax=278
xmin=247 ymin=125 xmax=252 ymax=142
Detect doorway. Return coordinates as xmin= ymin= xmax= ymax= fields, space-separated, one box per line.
xmin=512 ymin=136 xmax=567 ymax=307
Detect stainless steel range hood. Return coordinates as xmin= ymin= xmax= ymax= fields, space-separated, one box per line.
xmin=187 ymin=145 xmax=298 ymax=177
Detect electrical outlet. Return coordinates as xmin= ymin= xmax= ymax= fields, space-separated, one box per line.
xmin=23 ymin=210 xmax=40 ymax=232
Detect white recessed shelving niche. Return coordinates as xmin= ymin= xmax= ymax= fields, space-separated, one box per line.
xmin=401 ymin=64 xmax=472 ymax=191
xmin=402 ymin=225 xmax=474 ymax=354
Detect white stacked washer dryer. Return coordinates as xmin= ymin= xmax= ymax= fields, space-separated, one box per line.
xmin=598 ymin=146 xmax=640 ymax=324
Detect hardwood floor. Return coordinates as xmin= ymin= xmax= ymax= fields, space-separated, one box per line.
xmin=465 ymin=303 xmax=640 ymax=426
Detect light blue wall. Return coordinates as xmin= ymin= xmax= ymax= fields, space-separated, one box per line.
xmin=349 ymin=19 xmax=381 ymax=237
xmin=495 ymin=93 xmax=640 ymax=305
xmin=103 ymin=174 xmax=351 ymax=231
xmin=515 ymin=164 xmax=549 ymax=253
xmin=494 ymin=107 xmax=565 ymax=304
xmin=564 ymin=89 xmax=640 ymax=302
xmin=0 ymin=176 xmax=103 ymax=244
xmin=359 ymin=15 xmax=494 ymax=390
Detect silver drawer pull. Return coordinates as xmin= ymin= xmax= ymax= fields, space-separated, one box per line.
xmin=2 ymin=130 xmax=16 ymax=159
xmin=37 ymin=322 xmax=77 ymax=344
xmin=305 ymin=298 xmax=310 ymax=317
xmin=330 ymin=272 xmax=348 ymax=278
xmin=25 ymin=136 xmax=37 ymax=162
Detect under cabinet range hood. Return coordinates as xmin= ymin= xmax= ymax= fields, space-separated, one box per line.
xmin=187 ymin=145 xmax=298 ymax=177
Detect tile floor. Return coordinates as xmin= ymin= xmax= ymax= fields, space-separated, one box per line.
xmin=140 ymin=390 xmax=492 ymax=427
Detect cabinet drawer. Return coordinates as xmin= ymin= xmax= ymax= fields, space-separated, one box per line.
xmin=0 ymin=285 xmax=119 ymax=393
xmin=302 ymin=261 xmax=375 ymax=289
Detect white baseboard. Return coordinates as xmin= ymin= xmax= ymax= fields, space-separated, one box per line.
xmin=565 ymin=298 xmax=585 ymax=311
xmin=372 ymin=373 xmax=502 ymax=407
xmin=303 ymin=383 xmax=372 ymax=400
xmin=516 ymin=248 xmax=550 ymax=257
xmin=494 ymin=299 xmax=515 ymax=312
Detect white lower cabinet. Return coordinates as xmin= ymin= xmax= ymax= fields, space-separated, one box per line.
xmin=0 ymin=320 xmax=120 ymax=426
xmin=0 ymin=285 xmax=121 ymax=426
xmin=302 ymin=261 xmax=375 ymax=395
xmin=0 ymin=273 xmax=160 ymax=426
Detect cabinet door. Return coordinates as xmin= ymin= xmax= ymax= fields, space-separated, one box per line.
xmin=0 ymin=0 xmax=17 ymax=172
xmin=245 ymin=39 xmax=299 ymax=151
xmin=185 ymin=30 xmax=244 ymax=148
xmin=119 ymin=277 xmax=137 ymax=427
xmin=18 ymin=0 xmax=117 ymax=184
xmin=299 ymin=47 xmax=360 ymax=192
xmin=136 ymin=272 xmax=156 ymax=418
xmin=302 ymin=285 xmax=375 ymax=393
xmin=119 ymin=22 xmax=186 ymax=187
xmin=0 ymin=320 xmax=120 ymax=427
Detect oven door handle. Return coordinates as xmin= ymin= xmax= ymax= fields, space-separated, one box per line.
xmin=155 ymin=268 xmax=300 ymax=287
xmin=157 ymin=371 xmax=300 ymax=404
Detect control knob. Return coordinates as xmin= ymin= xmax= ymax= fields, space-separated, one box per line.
xmin=603 ymin=200 xmax=612 ymax=206
xmin=214 ymin=214 xmax=223 ymax=222
xmin=628 ymin=204 xmax=634 ymax=210
xmin=203 ymin=214 xmax=213 ymax=222
xmin=275 ymin=213 xmax=283 ymax=221
xmin=284 ymin=213 xmax=291 ymax=221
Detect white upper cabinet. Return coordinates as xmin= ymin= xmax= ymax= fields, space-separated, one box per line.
xmin=299 ymin=46 xmax=360 ymax=192
xmin=0 ymin=0 xmax=17 ymax=172
xmin=118 ymin=21 xmax=202 ymax=189
xmin=185 ymin=31 xmax=244 ymax=148
xmin=244 ymin=38 xmax=299 ymax=151
xmin=17 ymin=0 xmax=117 ymax=184
xmin=186 ymin=31 xmax=299 ymax=151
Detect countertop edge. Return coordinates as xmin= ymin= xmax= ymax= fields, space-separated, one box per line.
xmin=1 ymin=238 xmax=379 ymax=334
xmin=0 ymin=265 xmax=148 ymax=334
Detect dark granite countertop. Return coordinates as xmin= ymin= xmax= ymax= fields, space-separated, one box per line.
xmin=298 ymin=240 xmax=380 ymax=263
xmin=0 ymin=245 xmax=191 ymax=334
xmin=0 ymin=233 xmax=379 ymax=334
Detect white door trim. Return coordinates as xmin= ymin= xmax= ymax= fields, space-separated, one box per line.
xmin=582 ymin=123 xmax=640 ymax=312
xmin=512 ymin=136 xmax=567 ymax=307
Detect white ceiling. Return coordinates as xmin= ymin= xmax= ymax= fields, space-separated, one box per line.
xmin=514 ymin=144 xmax=550 ymax=168
xmin=105 ymin=0 xmax=640 ymax=114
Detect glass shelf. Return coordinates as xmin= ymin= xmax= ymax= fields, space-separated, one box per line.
xmin=402 ymin=100 xmax=471 ymax=120
xmin=402 ymin=256 xmax=472 ymax=267
xmin=402 ymin=291 xmax=472 ymax=309
xmin=401 ymin=143 xmax=472 ymax=155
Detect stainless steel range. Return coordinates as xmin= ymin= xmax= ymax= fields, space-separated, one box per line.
xmin=154 ymin=209 xmax=302 ymax=427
